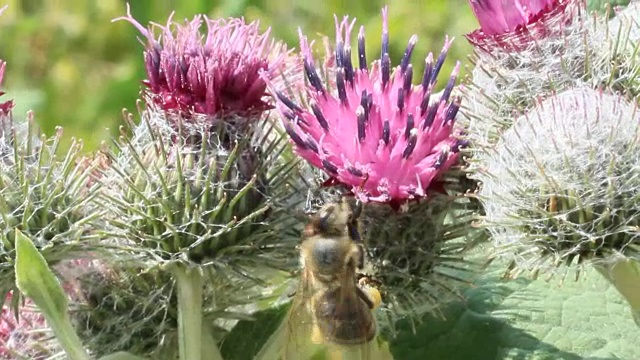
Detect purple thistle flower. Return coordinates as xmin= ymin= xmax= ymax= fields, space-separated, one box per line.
xmin=466 ymin=0 xmax=577 ymax=51
xmin=268 ymin=7 xmax=464 ymax=205
xmin=114 ymin=4 xmax=288 ymax=122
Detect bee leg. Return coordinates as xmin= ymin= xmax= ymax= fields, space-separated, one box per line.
xmin=356 ymin=285 xmax=382 ymax=310
xmin=347 ymin=200 xmax=364 ymax=244
xmin=347 ymin=221 xmax=362 ymax=243
xmin=353 ymin=243 xmax=365 ymax=270
xmin=351 ymin=198 xmax=363 ymax=220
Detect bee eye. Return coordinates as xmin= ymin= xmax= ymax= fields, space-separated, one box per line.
xmin=318 ymin=213 xmax=331 ymax=233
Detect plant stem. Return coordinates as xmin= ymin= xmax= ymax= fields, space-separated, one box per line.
xmin=172 ymin=264 xmax=205 ymax=360
xmin=594 ymin=258 xmax=640 ymax=326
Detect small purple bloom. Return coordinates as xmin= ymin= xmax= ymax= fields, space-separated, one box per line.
xmin=466 ymin=0 xmax=576 ymax=50
xmin=0 ymin=61 xmax=14 ymax=115
xmin=114 ymin=4 xmax=288 ymax=122
xmin=268 ymin=7 xmax=464 ymax=205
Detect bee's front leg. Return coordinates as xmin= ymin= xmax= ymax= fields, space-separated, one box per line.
xmin=356 ymin=284 xmax=382 ymax=310
xmin=353 ymin=243 xmax=365 ymax=270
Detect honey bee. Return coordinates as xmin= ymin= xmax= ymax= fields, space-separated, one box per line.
xmin=283 ymin=198 xmax=382 ymax=358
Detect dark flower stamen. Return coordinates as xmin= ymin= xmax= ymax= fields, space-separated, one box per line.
xmin=433 ymin=146 xmax=450 ymax=168
xmin=382 ymin=119 xmax=391 ymax=146
xmin=304 ymin=58 xmax=325 ymax=94
xmin=284 ymin=123 xmax=307 ymax=150
xmin=337 ymin=69 xmax=348 ymax=104
xmin=405 ymin=113 xmax=414 ymax=139
xmin=357 ymin=106 xmax=367 ymax=141
xmin=311 ymin=102 xmax=329 ymax=131
xmin=397 ymin=88 xmax=405 ymax=113
xmin=403 ymin=129 xmax=418 ymax=158
xmin=277 ymin=92 xmax=303 ymax=113
xmin=400 ymin=35 xmax=417 ymax=73
xmin=358 ymin=27 xmax=368 ymax=71
xmin=322 ymin=159 xmax=339 ymax=174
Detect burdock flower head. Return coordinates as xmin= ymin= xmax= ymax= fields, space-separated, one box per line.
xmin=271 ymin=8 xmax=465 ymax=205
xmin=97 ymin=7 xmax=307 ymax=356
xmin=268 ymin=7 xmax=483 ymax=331
xmin=115 ymin=4 xmax=289 ymax=125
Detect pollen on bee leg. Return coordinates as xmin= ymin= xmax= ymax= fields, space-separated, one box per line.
xmin=359 ymin=280 xmax=382 ymax=310
xmin=311 ymin=322 xmax=325 ymax=344
xmin=367 ymin=286 xmax=382 ymax=310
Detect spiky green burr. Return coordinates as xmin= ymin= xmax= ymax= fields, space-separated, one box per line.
xmin=88 ymin=106 xmax=305 ymax=356
xmin=475 ymin=87 xmax=640 ymax=323
xmin=361 ymin=188 xmax=484 ymax=334
xmin=0 ymin=113 xmax=103 ymax=315
xmin=462 ymin=0 xmax=640 ymax=171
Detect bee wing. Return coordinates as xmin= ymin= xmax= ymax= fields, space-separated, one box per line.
xmin=310 ymin=283 xmax=393 ymax=360
xmin=283 ymin=276 xmax=377 ymax=358
xmin=312 ymin=282 xmax=376 ymax=346
xmin=282 ymin=270 xmax=325 ymax=359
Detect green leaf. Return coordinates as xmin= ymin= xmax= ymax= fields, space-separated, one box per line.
xmin=99 ymin=352 xmax=149 ymax=360
xmin=14 ymin=229 xmax=91 ymax=360
xmin=390 ymin=259 xmax=640 ymax=360
xmin=14 ymin=229 xmax=69 ymax=324
xmin=221 ymin=304 xmax=289 ymax=360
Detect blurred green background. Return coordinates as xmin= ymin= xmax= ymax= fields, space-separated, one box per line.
xmin=0 ymin=0 xmax=477 ymax=152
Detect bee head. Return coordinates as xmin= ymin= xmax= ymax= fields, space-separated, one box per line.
xmin=301 ymin=198 xmax=364 ymax=278
xmin=303 ymin=197 xmax=363 ymax=237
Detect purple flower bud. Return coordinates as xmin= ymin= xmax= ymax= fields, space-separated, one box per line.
xmin=466 ymin=0 xmax=575 ymax=50
xmin=114 ymin=4 xmax=288 ymax=122
xmin=0 ymin=62 xmax=14 ymax=115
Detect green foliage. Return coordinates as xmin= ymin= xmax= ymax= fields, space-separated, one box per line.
xmin=588 ymin=0 xmax=631 ymax=14
xmin=0 ymin=117 xmax=102 ymax=313
xmin=14 ymin=229 xmax=91 ymax=360
xmin=390 ymin=259 xmax=640 ymax=360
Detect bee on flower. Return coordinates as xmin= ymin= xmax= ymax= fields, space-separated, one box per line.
xmin=266 ymin=6 xmax=483 ymax=331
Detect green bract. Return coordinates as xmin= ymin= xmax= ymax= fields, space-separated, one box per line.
xmin=0 ymin=114 xmax=102 ymax=314
xmin=83 ymin=106 xmax=307 ymax=356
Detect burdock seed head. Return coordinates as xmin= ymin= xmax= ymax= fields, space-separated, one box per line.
xmin=589 ymin=1 xmax=640 ymax=99
xmin=475 ymin=86 xmax=640 ymax=279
